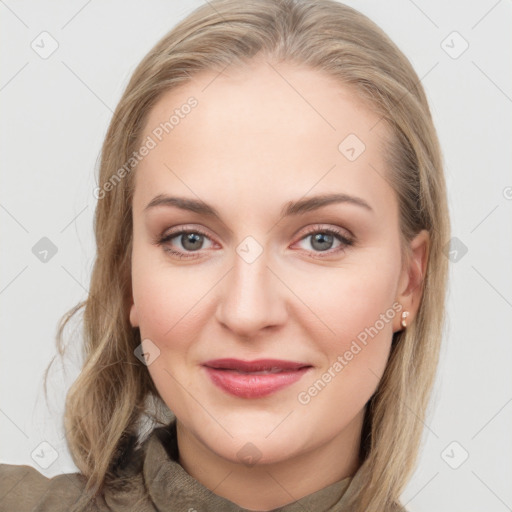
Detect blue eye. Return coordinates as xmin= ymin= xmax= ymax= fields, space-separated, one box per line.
xmin=295 ymin=226 xmax=354 ymax=257
xmin=157 ymin=228 xmax=214 ymax=259
xmin=155 ymin=224 xmax=354 ymax=260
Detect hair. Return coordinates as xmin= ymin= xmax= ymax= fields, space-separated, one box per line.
xmin=44 ymin=1 xmax=450 ymax=510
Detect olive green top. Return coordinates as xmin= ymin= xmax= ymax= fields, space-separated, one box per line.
xmin=0 ymin=417 xmax=405 ymax=511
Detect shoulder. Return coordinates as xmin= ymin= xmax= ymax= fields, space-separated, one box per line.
xmin=0 ymin=428 xmax=159 ymax=512
xmin=0 ymin=463 xmax=98 ymax=512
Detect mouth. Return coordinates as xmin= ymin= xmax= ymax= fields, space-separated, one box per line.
xmin=201 ymin=358 xmax=313 ymax=398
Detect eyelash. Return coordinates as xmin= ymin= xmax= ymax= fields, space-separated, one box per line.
xmin=154 ymin=224 xmax=354 ymax=260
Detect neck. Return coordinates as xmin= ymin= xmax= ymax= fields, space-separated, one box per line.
xmin=176 ymin=410 xmax=364 ymax=511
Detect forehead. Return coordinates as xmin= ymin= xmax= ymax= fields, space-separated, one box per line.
xmin=133 ymin=59 xmax=395 ymax=219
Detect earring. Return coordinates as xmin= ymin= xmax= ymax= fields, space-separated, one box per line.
xmin=401 ymin=311 xmax=409 ymax=329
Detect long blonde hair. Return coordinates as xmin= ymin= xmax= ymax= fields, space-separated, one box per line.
xmin=45 ymin=1 xmax=450 ymax=510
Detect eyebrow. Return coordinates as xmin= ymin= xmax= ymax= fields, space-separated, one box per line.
xmin=144 ymin=193 xmax=373 ymax=218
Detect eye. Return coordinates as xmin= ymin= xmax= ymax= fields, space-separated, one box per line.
xmin=294 ymin=224 xmax=354 ymax=257
xmin=155 ymin=226 xmax=215 ymax=259
xmin=154 ymin=224 xmax=355 ymax=260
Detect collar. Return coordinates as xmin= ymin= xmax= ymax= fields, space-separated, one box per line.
xmin=141 ymin=417 xmax=362 ymax=511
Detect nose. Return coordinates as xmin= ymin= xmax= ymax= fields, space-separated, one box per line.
xmin=214 ymin=247 xmax=288 ymax=339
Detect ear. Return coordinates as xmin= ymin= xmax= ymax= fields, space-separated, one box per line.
xmin=129 ymin=299 xmax=139 ymax=328
xmin=394 ymin=229 xmax=430 ymax=332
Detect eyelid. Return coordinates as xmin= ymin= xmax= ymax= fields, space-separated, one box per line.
xmin=156 ymin=222 xmax=355 ymax=259
xmin=159 ymin=223 xmax=353 ymax=242
xmin=157 ymin=224 xmax=216 ymax=246
xmin=294 ymin=223 xmax=354 ymax=243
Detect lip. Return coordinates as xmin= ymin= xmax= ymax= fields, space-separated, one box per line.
xmin=202 ymin=358 xmax=312 ymax=399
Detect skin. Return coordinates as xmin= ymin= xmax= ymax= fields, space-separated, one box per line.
xmin=129 ymin=56 xmax=429 ymax=510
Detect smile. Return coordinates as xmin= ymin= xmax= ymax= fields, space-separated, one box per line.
xmin=202 ymin=358 xmax=313 ymax=399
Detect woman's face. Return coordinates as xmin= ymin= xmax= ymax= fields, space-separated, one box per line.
xmin=129 ymin=58 xmax=428 ymax=467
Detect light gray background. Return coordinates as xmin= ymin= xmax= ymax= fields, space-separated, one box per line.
xmin=1 ymin=1 xmax=511 ymax=511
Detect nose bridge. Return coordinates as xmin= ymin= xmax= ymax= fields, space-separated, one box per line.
xmin=215 ymin=242 xmax=287 ymax=337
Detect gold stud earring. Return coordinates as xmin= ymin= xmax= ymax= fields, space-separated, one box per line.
xmin=401 ymin=311 xmax=409 ymax=329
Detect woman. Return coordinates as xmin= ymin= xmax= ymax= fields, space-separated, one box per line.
xmin=0 ymin=0 xmax=450 ymax=510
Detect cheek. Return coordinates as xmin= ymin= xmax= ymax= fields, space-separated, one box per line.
xmin=290 ymin=254 xmax=399 ymax=395
xmin=290 ymin=255 xmax=399 ymax=346
xmin=131 ymin=245 xmax=200 ymax=344
xmin=131 ymin=257 xmax=211 ymax=410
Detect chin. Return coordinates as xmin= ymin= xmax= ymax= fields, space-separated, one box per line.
xmin=193 ymin=413 xmax=311 ymax=464
xmin=218 ymin=436 xmax=303 ymax=467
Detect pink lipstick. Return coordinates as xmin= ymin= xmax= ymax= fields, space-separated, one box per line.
xmin=202 ymin=358 xmax=312 ymax=399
